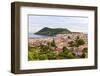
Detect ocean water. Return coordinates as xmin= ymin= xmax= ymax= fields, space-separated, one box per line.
xmin=29 ymin=33 xmax=49 ymax=38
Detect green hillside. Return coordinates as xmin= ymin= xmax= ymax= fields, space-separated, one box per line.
xmin=35 ymin=27 xmax=71 ymax=36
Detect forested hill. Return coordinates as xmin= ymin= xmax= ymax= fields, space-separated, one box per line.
xmin=35 ymin=27 xmax=71 ymax=36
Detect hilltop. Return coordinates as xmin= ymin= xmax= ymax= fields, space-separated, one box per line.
xmin=35 ymin=27 xmax=71 ymax=36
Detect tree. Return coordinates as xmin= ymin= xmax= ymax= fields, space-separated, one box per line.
xmin=75 ymin=38 xmax=85 ymax=46
xmin=58 ymin=47 xmax=76 ymax=59
xmin=58 ymin=49 xmax=67 ymax=59
xmin=81 ymin=47 xmax=88 ymax=58
xmin=68 ymin=36 xmax=71 ymax=39
xmin=68 ymin=41 xmax=78 ymax=47
xmin=76 ymin=36 xmax=79 ymax=39
xmin=51 ymin=39 xmax=56 ymax=47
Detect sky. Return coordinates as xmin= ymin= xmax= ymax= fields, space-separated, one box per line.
xmin=28 ymin=15 xmax=88 ymax=33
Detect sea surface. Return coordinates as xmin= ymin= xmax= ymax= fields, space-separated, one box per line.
xmin=29 ymin=33 xmax=50 ymax=38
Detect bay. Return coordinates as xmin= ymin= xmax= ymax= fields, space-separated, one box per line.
xmin=29 ymin=33 xmax=49 ymax=38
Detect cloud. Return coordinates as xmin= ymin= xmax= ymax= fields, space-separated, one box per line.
xmin=29 ymin=15 xmax=88 ymax=33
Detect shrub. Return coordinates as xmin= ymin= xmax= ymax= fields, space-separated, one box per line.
xmin=81 ymin=52 xmax=88 ymax=58
xmin=58 ymin=47 xmax=76 ymax=59
xmin=83 ymin=48 xmax=88 ymax=53
xmin=63 ymin=47 xmax=69 ymax=52
xmin=28 ymin=51 xmax=33 ymax=60
xmin=40 ymin=45 xmax=49 ymax=53
xmin=81 ymin=47 xmax=88 ymax=58
xmin=66 ymin=52 xmax=76 ymax=59
xmin=47 ymin=50 xmax=57 ymax=59
xmin=68 ymin=41 xmax=78 ymax=47
xmin=58 ymin=51 xmax=66 ymax=58
xmin=28 ymin=51 xmax=39 ymax=60
xmin=39 ymin=54 xmax=48 ymax=60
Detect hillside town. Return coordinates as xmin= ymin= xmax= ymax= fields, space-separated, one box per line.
xmin=28 ymin=32 xmax=88 ymax=59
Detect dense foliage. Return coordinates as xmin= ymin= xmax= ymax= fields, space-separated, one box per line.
xmin=69 ymin=37 xmax=85 ymax=47
xmin=28 ymin=38 xmax=87 ymax=61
